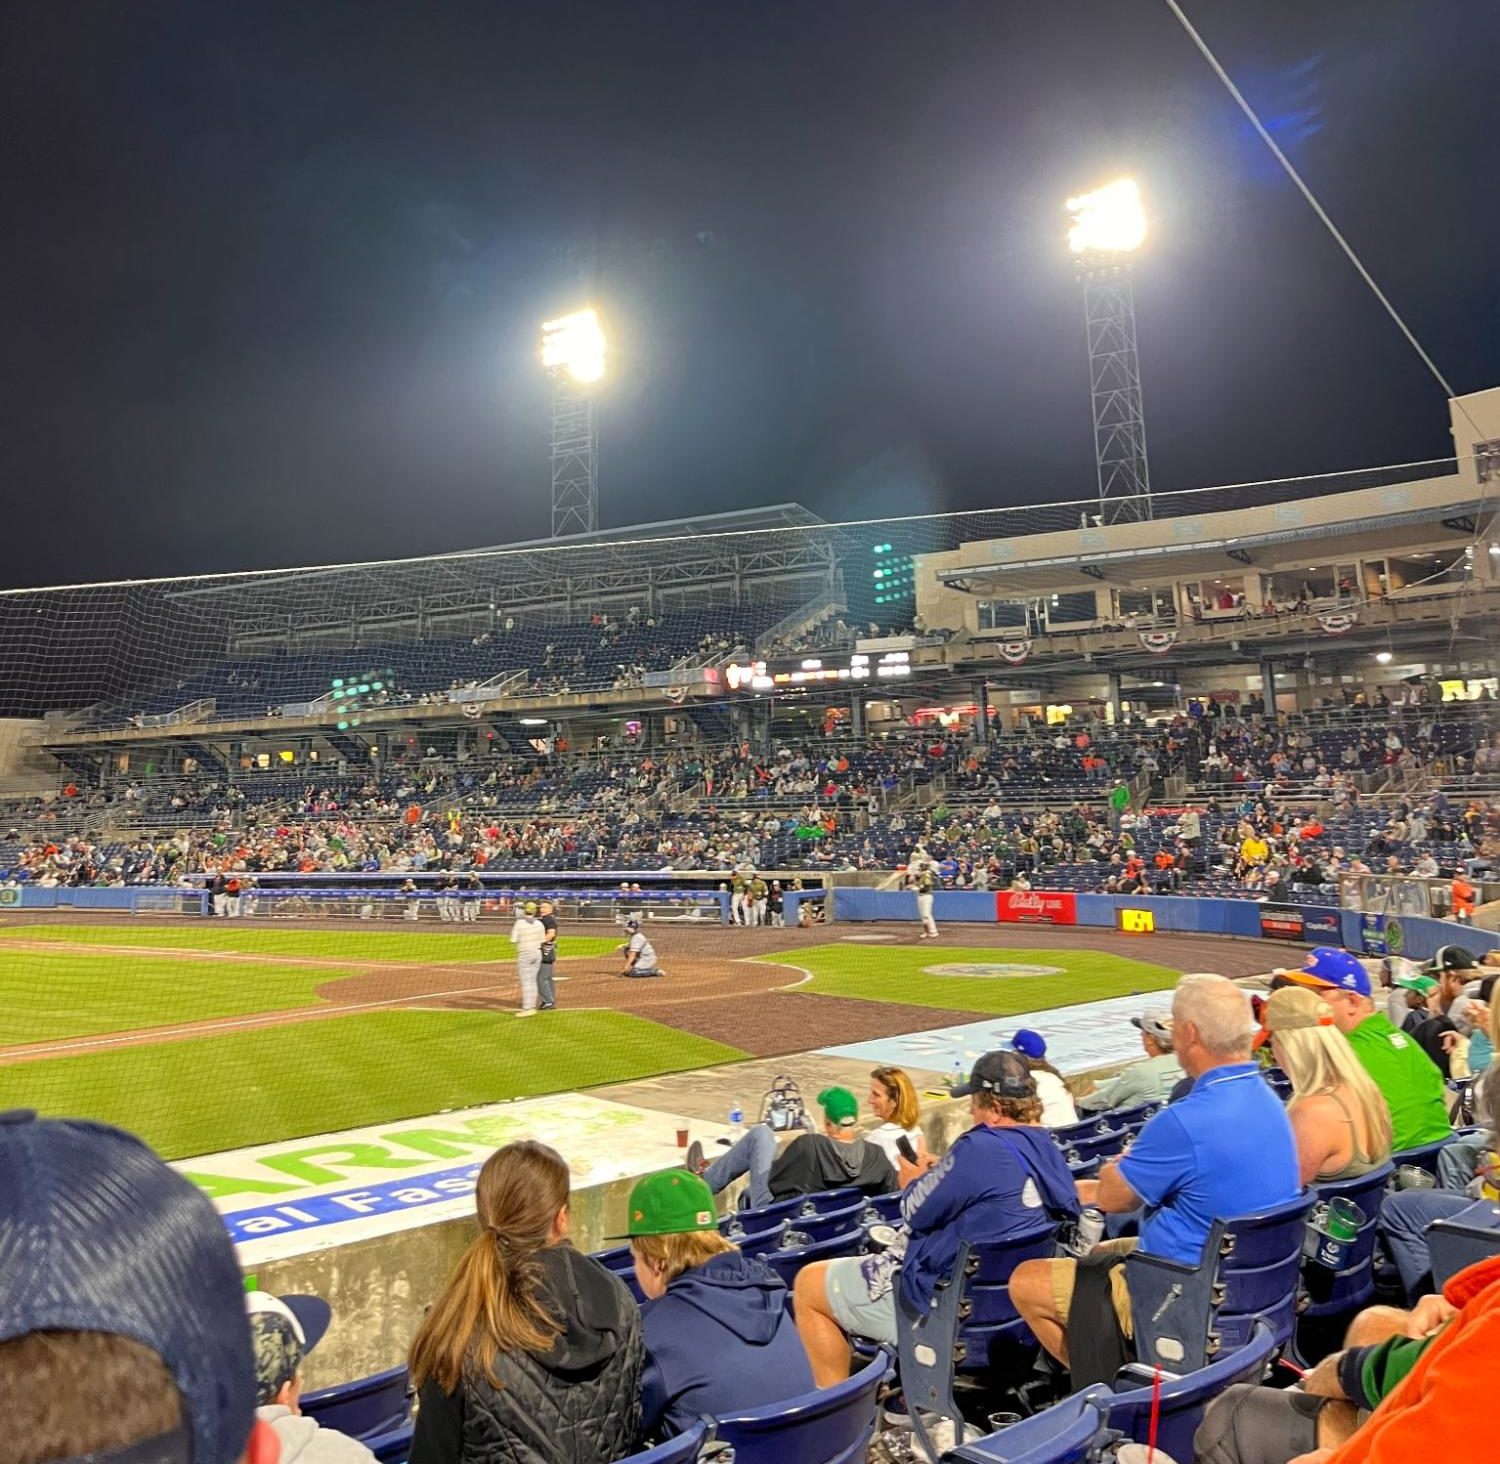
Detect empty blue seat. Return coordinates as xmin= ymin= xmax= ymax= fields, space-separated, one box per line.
xmin=795 ymin=1201 xmax=870 ymax=1244
xmin=714 ymin=1348 xmax=891 ymax=1464
xmin=1106 ymin=1318 xmax=1279 ymax=1464
xmin=301 ymin=1363 xmax=411 ymax=1441
xmin=947 ymin=1388 xmax=1117 ymax=1464
xmin=364 ymin=1420 xmax=413 ymax=1464
xmin=1391 ymin=1135 xmax=1456 ymax=1179
xmin=614 ymin=1419 xmax=711 ymax=1464
xmin=1428 ymin=1198 xmax=1500 ymax=1288
xmin=1126 ymin=1191 xmax=1314 ymax=1373
xmin=760 ymin=1230 xmax=865 ymax=1289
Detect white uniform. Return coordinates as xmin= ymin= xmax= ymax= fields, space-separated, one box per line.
xmin=510 ymin=915 xmax=546 ymax=1012
xmin=624 ymin=930 xmax=661 ymax=975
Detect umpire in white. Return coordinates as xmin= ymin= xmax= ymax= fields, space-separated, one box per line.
xmin=509 ymin=899 xmax=546 ymax=1017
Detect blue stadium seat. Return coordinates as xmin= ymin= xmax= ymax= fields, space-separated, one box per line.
xmin=946 ymin=1388 xmax=1117 ymax=1464
xmin=1391 ymin=1135 xmax=1457 ymax=1179
xmin=794 ymin=1200 xmax=871 ymax=1244
xmin=615 ymin=1419 xmax=711 ymax=1464
xmin=1296 ymin=1161 xmax=1395 ymax=1336
xmin=896 ymin=1226 xmax=1059 ymax=1460
xmin=301 ymin=1363 xmax=412 ymax=1441
xmin=363 ymin=1420 xmax=413 ymax=1464
xmin=760 ymin=1230 xmax=866 ymax=1289
xmin=1428 ymin=1199 xmax=1500 ymax=1288
xmin=1126 ymin=1191 xmax=1314 ymax=1373
xmin=1106 ymin=1318 xmax=1279 ymax=1464
xmin=713 ymin=1348 xmax=892 ymax=1464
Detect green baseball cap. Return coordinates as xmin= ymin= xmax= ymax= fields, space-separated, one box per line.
xmin=522 ymin=900 xmax=539 ymax=914
xmin=1394 ymin=972 xmax=1438 ymax=995
xmin=818 ymin=1086 xmax=859 ymax=1126
xmin=615 ymin=1169 xmax=718 ymax=1238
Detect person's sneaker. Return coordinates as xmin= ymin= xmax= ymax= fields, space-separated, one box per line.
xmin=539 ymin=1003 xmax=556 ymax=1011
xmin=515 ymin=1008 xmax=538 ymax=1018
xmin=684 ymin=1140 xmax=706 ymax=1175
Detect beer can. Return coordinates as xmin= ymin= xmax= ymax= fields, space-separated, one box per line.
xmin=1073 ymin=1207 xmax=1105 ymax=1253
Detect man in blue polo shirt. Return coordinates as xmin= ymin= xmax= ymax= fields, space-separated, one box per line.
xmin=1012 ymin=973 xmax=1301 ymax=1381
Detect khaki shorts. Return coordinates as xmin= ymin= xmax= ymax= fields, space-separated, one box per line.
xmin=1048 ymin=1237 xmax=1137 ymax=1339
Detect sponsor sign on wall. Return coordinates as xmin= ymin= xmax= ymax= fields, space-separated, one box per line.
xmin=1259 ymin=904 xmax=1306 ymax=941
xmin=1360 ymin=913 xmax=1388 ymax=956
xmin=995 ymin=891 xmax=1077 ymax=925
xmin=1117 ymin=908 xmax=1156 ymax=934
xmin=1301 ymin=907 xmax=1343 ymax=941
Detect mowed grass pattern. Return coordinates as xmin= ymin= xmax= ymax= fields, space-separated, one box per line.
xmin=754 ymin=943 xmax=1180 ymax=1015
xmin=0 ymin=923 xmax=624 ymax=1044
xmin=1 ymin=1009 xmax=745 ymax=1161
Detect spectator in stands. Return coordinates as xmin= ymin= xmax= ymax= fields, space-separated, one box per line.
xmin=1004 ymin=1029 xmax=1078 ymax=1126
xmin=792 ymin=1051 xmax=1079 ymax=1386
xmin=1010 ymin=974 xmax=1301 ymax=1385
xmin=1255 ymin=986 xmax=1393 ymax=1184
xmin=864 ymin=1066 xmax=927 ymax=1167
xmin=687 ymin=1086 xmax=893 ymax=1210
xmin=248 ymin=1292 xmax=375 ymax=1464
xmin=622 ymin=1170 xmax=813 ymax=1439
xmin=408 ymin=1140 xmax=642 ymax=1464
xmin=0 ymin=1110 xmax=274 ymax=1464
xmin=1077 ymin=1010 xmax=1183 ymax=1113
xmin=1286 ymin=947 xmax=1452 ymax=1151
xmin=1196 ymin=1253 xmax=1500 ymax=1464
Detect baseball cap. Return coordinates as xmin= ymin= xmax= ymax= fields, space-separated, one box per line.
xmin=1008 ymin=1029 xmax=1047 ymax=1060
xmin=0 ymin=1110 xmax=257 ymax=1464
xmin=1394 ymin=972 xmax=1439 ymax=995
xmin=1130 ymin=1010 xmax=1174 ymax=1046
xmin=625 ymin=917 xmax=641 ymax=931
xmin=1253 ymin=986 xmax=1337 ymax=1049
xmin=246 ymin=1292 xmax=332 ymax=1405
xmin=949 ymin=1050 xmax=1035 ymax=1100
xmin=1283 ymin=946 xmax=1372 ymax=998
xmin=1427 ymin=945 xmax=1479 ymax=975
xmin=818 ymin=1086 xmax=860 ymax=1126
xmin=614 ymin=1169 xmax=718 ymax=1239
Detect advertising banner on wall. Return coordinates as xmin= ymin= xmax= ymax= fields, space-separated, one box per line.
xmin=996 ymin=891 xmax=1077 ymax=925
xmin=1301 ymin=906 xmax=1343 ymax=942
xmin=1360 ymin=913 xmax=1388 ymax=956
xmin=1259 ymin=904 xmax=1306 ymax=941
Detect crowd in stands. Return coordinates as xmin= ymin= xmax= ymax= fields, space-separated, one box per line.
xmin=9 ymin=942 xmax=1498 ymax=1464
xmin=5 ymin=705 xmax=1498 ymax=909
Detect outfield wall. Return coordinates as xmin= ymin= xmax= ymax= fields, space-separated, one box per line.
xmin=827 ymin=887 xmax=1498 ymax=961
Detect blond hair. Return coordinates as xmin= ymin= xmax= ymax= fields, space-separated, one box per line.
xmin=409 ymin=1141 xmax=570 ymax=1393
xmin=871 ymin=1066 xmax=920 ymax=1130
xmin=630 ymin=1229 xmax=736 ymax=1287
xmin=1276 ymin=1025 xmax=1394 ymax=1161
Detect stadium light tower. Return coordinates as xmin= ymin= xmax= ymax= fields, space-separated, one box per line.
xmin=1066 ymin=178 xmax=1153 ymax=525
xmin=540 ymin=307 xmax=606 ymax=537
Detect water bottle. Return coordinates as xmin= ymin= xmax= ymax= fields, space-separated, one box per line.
xmin=950 ymin=1057 xmax=965 ymax=1093
xmin=728 ymin=1102 xmax=744 ymax=1138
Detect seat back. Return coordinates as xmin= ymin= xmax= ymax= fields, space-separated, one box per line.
xmin=945 ymin=1388 xmax=1117 ymax=1464
xmin=801 ymin=1185 xmax=864 ymax=1215
xmin=1298 ymin=1161 xmax=1394 ymax=1322
xmin=1429 ymin=1199 xmax=1500 ymax=1288
xmin=1064 ymin=1128 xmax=1129 ymax=1167
xmin=615 ymin=1420 xmax=710 ymax=1464
xmin=364 ymin=1421 xmax=414 ymax=1464
xmin=1105 ymin=1319 xmax=1278 ymax=1464
xmin=1390 ymin=1136 xmax=1455 ymax=1179
xmin=1107 ymin=1101 xmax=1161 ymax=1133
xmin=714 ymin=1349 xmax=891 ymax=1464
xmin=862 ymin=1191 xmax=903 ymax=1223
xmin=759 ymin=1230 xmax=864 ymax=1289
xmin=1126 ymin=1191 xmax=1312 ymax=1373
xmin=897 ymin=1226 xmax=1059 ymax=1460
xmin=796 ymin=1200 xmax=871 ymax=1243
xmin=301 ymin=1363 xmax=412 ymax=1440
xmin=723 ymin=1193 xmax=810 ymax=1235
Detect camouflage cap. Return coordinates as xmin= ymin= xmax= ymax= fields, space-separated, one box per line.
xmin=245 ymin=1291 xmax=331 ymax=1405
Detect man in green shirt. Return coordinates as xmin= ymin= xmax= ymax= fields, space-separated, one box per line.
xmin=1287 ymin=947 xmax=1452 ymax=1151
xmin=1107 ymin=779 xmax=1130 ymax=832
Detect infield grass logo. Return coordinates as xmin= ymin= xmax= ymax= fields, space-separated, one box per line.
xmin=924 ymin=962 xmax=1065 ymax=979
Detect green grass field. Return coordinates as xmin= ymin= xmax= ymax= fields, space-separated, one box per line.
xmin=755 ymin=942 xmax=1180 ymax=1015
xmin=0 ymin=1008 xmax=743 ymax=1161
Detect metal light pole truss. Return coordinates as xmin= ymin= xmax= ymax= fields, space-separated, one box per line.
xmin=550 ymin=376 xmax=598 ymax=537
xmin=1081 ymin=264 xmax=1153 ymax=525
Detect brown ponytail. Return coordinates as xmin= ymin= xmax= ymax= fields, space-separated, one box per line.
xmin=409 ymin=1140 xmax=571 ymax=1393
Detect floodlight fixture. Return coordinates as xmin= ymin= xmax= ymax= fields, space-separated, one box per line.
xmin=1066 ymin=178 xmax=1146 ymax=255
xmin=540 ymin=307 xmax=606 ymax=384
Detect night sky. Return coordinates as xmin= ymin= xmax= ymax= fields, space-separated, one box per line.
xmin=2 ymin=0 xmax=1496 ymax=589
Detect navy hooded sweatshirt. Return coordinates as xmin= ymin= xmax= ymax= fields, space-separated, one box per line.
xmin=639 ymin=1250 xmax=814 ymax=1439
xmin=898 ymin=1122 xmax=1080 ymax=1313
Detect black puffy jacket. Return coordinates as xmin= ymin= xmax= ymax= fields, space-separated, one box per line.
xmin=409 ymin=1245 xmax=643 ymax=1464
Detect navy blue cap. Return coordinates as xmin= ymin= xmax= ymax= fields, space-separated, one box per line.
xmin=0 ymin=1110 xmax=256 ymax=1464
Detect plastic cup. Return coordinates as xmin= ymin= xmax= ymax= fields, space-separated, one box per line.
xmin=676 ymin=1122 xmax=689 ymax=1149
xmin=986 ymin=1412 xmax=1022 ymax=1433
xmin=1396 ymin=1164 xmax=1436 ymax=1190
xmin=1325 ymin=1196 xmax=1363 ymax=1242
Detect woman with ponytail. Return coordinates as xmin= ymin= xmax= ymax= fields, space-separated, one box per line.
xmin=408 ymin=1141 xmax=643 ymax=1464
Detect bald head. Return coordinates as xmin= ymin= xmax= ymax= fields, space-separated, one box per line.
xmin=1172 ymin=973 xmax=1255 ymax=1076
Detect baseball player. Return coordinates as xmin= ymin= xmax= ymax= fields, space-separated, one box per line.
xmin=509 ymin=900 xmax=546 ymax=1016
xmin=618 ymin=918 xmax=664 ymax=978
xmin=912 ymin=861 xmax=938 ymax=940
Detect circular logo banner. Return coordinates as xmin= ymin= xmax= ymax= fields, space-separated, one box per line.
xmin=924 ymin=962 xmax=1065 ymax=979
